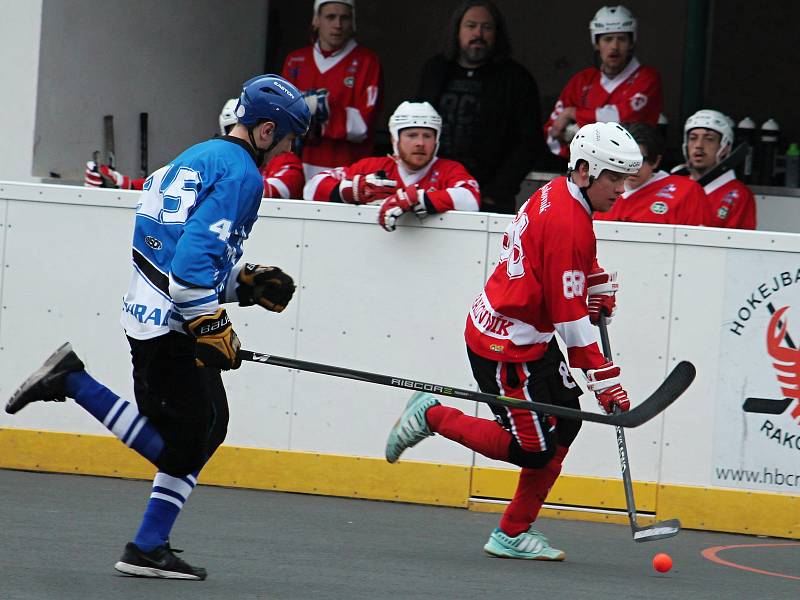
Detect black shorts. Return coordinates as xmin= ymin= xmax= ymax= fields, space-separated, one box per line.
xmin=128 ymin=331 xmax=229 ymax=476
xmin=467 ymin=338 xmax=583 ymax=452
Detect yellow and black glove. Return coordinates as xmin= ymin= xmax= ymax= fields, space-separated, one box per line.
xmin=183 ymin=308 xmax=241 ymax=370
xmin=236 ymin=263 xmax=296 ymax=313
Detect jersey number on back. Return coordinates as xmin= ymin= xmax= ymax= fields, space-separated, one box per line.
xmin=499 ymin=212 xmax=529 ymax=279
xmin=138 ymin=166 xmax=200 ymax=224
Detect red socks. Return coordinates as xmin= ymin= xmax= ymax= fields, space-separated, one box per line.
xmin=426 ymin=404 xmax=511 ymax=461
xmin=499 ymin=445 xmax=568 ymax=537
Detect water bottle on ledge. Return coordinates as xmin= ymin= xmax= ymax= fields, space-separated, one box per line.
xmin=758 ymin=118 xmax=780 ymax=185
xmin=785 ymin=143 xmax=800 ymax=188
xmin=735 ymin=117 xmax=755 ymax=183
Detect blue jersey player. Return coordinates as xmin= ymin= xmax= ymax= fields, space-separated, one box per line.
xmin=5 ymin=74 xmax=311 ymax=580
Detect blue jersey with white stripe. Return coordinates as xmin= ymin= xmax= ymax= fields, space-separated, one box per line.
xmin=121 ymin=137 xmax=263 ymax=339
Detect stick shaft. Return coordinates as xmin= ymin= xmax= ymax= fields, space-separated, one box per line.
xmin=239 ymin=350 xmax=659 ymax=427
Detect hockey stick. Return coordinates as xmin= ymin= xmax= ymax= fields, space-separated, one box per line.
xmin=103 ymin=114 xmax=116 ymax=170
xmin=139 ymin=112 xmax=149 ymax=178
xmin=598 ymin=314 xmax=681 ymax=542
xmin=742 ymin=397 xmax=793 ymax=414
xmin=696 ymin=143 xmax=749 ymax=186
xmin=672 ymin=143 xmax=748 ymax=185
xmin=238 ymin=350 xmax=695 ymax=428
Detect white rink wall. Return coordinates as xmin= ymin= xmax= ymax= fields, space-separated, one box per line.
xmin=1 ymin=181 xmax=799 ymax=498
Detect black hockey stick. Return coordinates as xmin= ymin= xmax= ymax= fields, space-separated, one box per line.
xmin=598 ymin=314 xmax=681 ymax=542
xmin=238 ymin=350 xmax=695 ymax=428
xmin=103 ymin=114 xmax=116 ymax=170
xmin=742 ymin=397 xmax=793 ymax=414
xmin=696 ymin=143 xmax=749 ymax=186
xmin=139 ymin=112 xmax=149 ymax=178
xmin=672 ymin=143 xmax=748 ymax=185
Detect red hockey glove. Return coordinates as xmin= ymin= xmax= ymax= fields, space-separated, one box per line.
xmin=587 ymin=267 xmax=619 ymax=324
xmin=585 ymin=361 xmax=630 ymax=413
xmin=84 ymin=161 xmax=133 ymax=189
xmin=340 ymin=172 xmax=397 ymax=204
xmin=378 ymin=186 xmax=428 ymax=232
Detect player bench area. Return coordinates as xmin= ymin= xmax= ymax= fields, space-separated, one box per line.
xmin=0 ymin=182 xmax=798 ymax=541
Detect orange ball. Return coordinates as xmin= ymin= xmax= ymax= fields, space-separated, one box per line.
xmin=653 ymin=552 xmax=673 ymax=573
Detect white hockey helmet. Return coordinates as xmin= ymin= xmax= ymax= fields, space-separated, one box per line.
xmin=568 ymin=122 xmax=643 ymax=179
xmin=219 ymin=98 xmax=238 ymax=136
xmin=313 ymin=0 xmax=356 ymax=31
xmin=389 ymin=101 xmax=443 ymax=155
xmin=682 ymin=109 xmax=734 ymax=162
xmin=589 ymin=5 xmax=637 ymax=44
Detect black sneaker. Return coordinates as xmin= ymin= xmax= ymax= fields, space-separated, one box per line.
xmin=114 ymin=542 xmax=207 ymax=580
xmin=5 ymin=343 xmax=85 ymax=414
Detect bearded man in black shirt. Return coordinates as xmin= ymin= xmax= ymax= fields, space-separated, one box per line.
xmin=417 ymin=0 xmax=548 ymax=214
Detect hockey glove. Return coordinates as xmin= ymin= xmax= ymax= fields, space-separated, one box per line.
xmin=378 ymin=186 xmax=429 ymax=232
xmin=585 ymin=361 xmax=629 ymax=413
xmin=236 ymin=263 xmax=296 ymax=313
xmin=302 ymin=89 xmax=330 ymax=124
xmin=587 ymin=267 xmax=619 ymax=324
xmin=340 ymin=172 xmax=397 ymax=204
xmin=84 ymin=161 xmax=133 ymax=189
xmin=184 ymin=308 xmax=241 ymax=370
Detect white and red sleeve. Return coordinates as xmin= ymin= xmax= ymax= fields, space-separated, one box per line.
xmin=324 ymin=50 xmax=382 ymax=144
xmin=543 ymin=72 xmax=586 ymax=158
xmin=261 ymin=152 xmax=304 ymax=199
xmin=424 ymin=161 xmax=481 ymax=213
xmin=537 ymin=215 xmax=606 ymax=370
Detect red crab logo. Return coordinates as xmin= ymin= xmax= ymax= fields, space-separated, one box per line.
xmin=766 ymin=306 xmax=800 ymax=422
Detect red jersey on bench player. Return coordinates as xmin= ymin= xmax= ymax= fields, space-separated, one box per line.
xmin=304 ymin=101 xmax=480 ymax=230
xmin=544 ymin=6 xmax=662 ymax=158
xmin=594 ymin=122 xmax=705 ymax=225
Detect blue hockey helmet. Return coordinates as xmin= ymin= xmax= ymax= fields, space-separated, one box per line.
xmin=235 ymin=75 xmax=311 ymax=142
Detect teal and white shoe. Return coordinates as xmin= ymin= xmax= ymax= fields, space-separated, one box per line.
xmin=483 ymin=527 xmax=565 ymax=561
xmin=385 ymin=392 xmax=440 ymax=463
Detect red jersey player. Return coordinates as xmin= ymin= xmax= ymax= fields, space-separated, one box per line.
xmin=544 ymin=5 xmax=662 ymax=158
xmin=594 ymin=122 xmax=706 ymax=225
xmin=385 ymin=122 xmax=642 ymax=560
xmin=304 ymin=101 xmax=480 ymax=230
xmin=282 ymin=0 xmax=383 ymax=179
xmin=676 ymin=109 xmax=756 ymax=229
xmin=85 ymin=97 xmax=305 ymax=199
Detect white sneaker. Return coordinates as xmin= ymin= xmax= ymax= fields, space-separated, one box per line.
xmin=483 ymin=527 xmax=565 ymax=561
xmin=385 ymin=392 xmax=440 ymax=463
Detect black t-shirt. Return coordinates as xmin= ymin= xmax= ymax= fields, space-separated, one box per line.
xmin=437 ymin=66 xmax=482 ymax=175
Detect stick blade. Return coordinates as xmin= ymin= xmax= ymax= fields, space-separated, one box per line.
xmin=633 ymin=519 xmax=681 ymax=542
xmin=742 ymin=397 xmax=793 ymax=414
xmin=617 ymin=361 xmax=696 ymax=427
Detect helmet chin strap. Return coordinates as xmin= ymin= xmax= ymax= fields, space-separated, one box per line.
xmin=248 ymin=123 xmax=280 ymax=167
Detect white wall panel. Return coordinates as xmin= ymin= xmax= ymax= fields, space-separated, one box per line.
xmin=0 ymin=197 xmax=135 ymax=434
xmin=1 ymin=184 xmax=799 ymax=498
xmin=289 ymin=217 xmax=488 ymax=462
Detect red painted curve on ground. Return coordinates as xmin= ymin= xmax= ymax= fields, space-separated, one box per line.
xmin=701 ymin=542 xmax=800 ymax=581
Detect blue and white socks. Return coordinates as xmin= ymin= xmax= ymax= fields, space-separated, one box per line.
xmin=134 ymin=472 xmax=199 ymax=551
xmin=64 ymin=370 xmax=164 ymax=463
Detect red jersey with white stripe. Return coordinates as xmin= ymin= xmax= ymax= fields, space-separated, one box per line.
xmin=304 ymin=155 xmax=480 ymax=213
xmin=260 ymin=151 xmax=304 ymax=199
xmin=465 ymin=176 xmax=606 ymax=370
xmin=544 ymin=58 xmax=662 ymax=157
xmin=594 ymin=171 xmax=706 ymax=225
xmin=282 ymin=40 xmax=382 ymax=174
xmin=702 ymin=170 xmax=756 ymax=229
